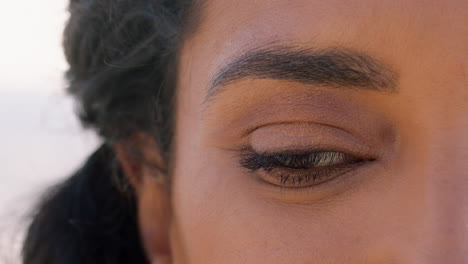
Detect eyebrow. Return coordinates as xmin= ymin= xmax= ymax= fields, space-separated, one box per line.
xmin=205 ymin=45 xmax=398 ymax=103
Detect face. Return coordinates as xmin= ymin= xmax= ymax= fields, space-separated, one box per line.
xmin=137 ymin=0 xmax=467 ymax=263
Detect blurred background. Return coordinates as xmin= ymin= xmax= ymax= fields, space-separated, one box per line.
xmin=0 ymin=1 xmax=99 ymax=262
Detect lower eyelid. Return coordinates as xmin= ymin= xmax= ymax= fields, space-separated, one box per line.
xmin=256 ymin=162 xmax=364 ymax=188
xmin=241 ymin=159 xmax=382 ymax=204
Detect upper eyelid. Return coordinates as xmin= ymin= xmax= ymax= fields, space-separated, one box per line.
xmin=240 ymin=121 xmax=356 ymax=139
xmin=239 ymin=150 xmax=356 ymax=171
xmin=239 ymin=144 xmax=347 ymax=156
xmin=245 ymin=122 xmax=377 ymax=157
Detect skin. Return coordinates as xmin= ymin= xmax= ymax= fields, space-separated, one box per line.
xmin=118 ymin=0 xmax=467 ymax=263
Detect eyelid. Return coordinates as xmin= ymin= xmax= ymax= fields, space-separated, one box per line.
xmin=240 ymin=148 xmax=359 ymax=169
xmin=261 ymin=164 xmax=361 ymax=188
xmin=247 ymin=122 xmax=376 ymax=158
xmin=238 ymin=146 xmax=375 ymax=189
xmin=239 ymin=148 xmax=369 ymax=170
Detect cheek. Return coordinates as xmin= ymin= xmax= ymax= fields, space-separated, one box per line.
xmin=170 ymin=147 xmax=423 ymax=263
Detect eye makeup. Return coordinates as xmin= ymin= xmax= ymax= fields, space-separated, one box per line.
xmin=199 ymin=81 xmax=394 ymax=195
xmin=239 ymin=148 xmax=374 ymax=188
xmin=202 ymin=81 xmax=395 ymax=158
xmin=234 ymin=119 xmax=381 ymax=190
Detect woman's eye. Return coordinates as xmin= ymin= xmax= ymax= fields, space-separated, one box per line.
xmin=239 ymin=150 xmax=368 ymax=188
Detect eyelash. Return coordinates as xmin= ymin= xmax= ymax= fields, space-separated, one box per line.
xmin=239 ymin=149 xmax=370 ymax=188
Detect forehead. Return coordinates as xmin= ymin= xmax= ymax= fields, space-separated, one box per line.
xmin=177 ymin=0 xmax=466 ymax=104
xmin=195 ymin=0 xmax=465 ymax=41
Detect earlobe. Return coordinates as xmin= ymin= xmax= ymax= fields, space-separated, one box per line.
xmin=139 ymin=170 xmax=173 ymax=263
xmin=113 ymin=135 xmax=173 ymax=262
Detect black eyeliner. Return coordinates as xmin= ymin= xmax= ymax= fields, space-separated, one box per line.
xmin=239 ymin=149 xmax=362 ymax=172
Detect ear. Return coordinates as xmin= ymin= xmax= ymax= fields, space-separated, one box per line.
xmin=114 ymin=134 xmax=172 ymax=264
xmin=114 ymin=133 xmax=166 ymax=194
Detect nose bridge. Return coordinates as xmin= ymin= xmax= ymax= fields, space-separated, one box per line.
xmin=415 ymin=111 xmax=468 ymax=262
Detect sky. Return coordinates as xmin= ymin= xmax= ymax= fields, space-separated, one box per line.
xmin=0 ymin=1 xmax=99 ymax=262
xmin=0 ymin=0 xmax=68 ymax=93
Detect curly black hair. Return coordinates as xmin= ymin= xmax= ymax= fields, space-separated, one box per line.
xmin=22 ymin=0 xmax=199 ymax=263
